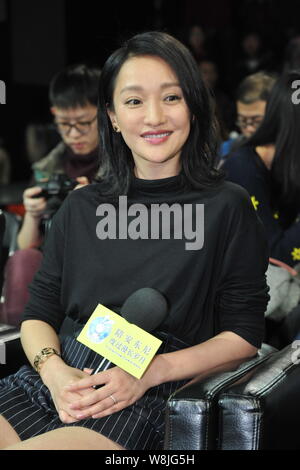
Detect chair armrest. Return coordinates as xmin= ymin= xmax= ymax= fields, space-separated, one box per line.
xmin=0 ymin=335 xmax=29 ymax=379
xmin=218 ymin=343 xmax=300 ymax=449
xmin=164 ymin=343 xmax=276 ymax=450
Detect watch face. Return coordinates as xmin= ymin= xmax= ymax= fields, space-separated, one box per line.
xmin=34 ymin=348 xmax=58 ymax=372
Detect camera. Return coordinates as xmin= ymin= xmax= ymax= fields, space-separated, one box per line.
xmin=32 ymin=174 xmax=77 ymax=200
xmin=32 ymin=174 xmax=78 ymax=221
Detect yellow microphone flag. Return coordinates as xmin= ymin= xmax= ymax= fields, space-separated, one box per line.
xmin=77 ymin=304 xmax=162 ymax=379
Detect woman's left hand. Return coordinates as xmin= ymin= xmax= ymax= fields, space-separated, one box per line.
xmin=63 ymin=366 xmax=149 ymax=419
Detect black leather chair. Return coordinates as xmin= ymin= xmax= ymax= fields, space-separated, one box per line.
xmin=0 ymin=209 xmax=6 ymax=305
xmin=0 ymin=211 xmax=28 ymax=376
xmin=164 ymin=342 xmax=300 ymax=450
xmin=1 ymin=331 xmax=299 ymax=449
xmin=2 ymin=211 xmax=21 ymax=257
xmin=0 ymin=210 xmax=6 ymax=260
xmin=164 ymin=343 xmax=276 ymax=450
xmin=218 ymin=342 xmax=300 ymax=450
xmin=0 ymin=211 xmax=21 ymax=293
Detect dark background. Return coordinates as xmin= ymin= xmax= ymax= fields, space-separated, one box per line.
xmin=1 ymin=0 xmax=300 ymax=182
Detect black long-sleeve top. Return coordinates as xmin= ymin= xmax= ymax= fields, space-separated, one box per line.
xmin=22 ymin=175 xmax=269 ymax=348
xmin=223 ymin=146 xmax=300 ymax=267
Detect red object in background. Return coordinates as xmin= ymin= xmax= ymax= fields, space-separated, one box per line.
xmin=5 ymin=204 xmax=25 ymax=217
xmin=0 ymin=248 xmax=43 ymax=326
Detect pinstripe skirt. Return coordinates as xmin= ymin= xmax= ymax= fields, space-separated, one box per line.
xmin=0 ymin=331 xmax=189 ymax=450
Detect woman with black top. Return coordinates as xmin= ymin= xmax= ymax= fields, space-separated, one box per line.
xmin=0 ymin=32 xmax=269 ymax=450
xmin=223 ymin=71 xmax=300 ymax=267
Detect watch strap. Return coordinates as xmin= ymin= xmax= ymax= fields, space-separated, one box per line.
xmin=33 ymin=347 xmax=60 ymax=374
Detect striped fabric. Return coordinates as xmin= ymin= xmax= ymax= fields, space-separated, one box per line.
xmin=0 ymin=332 xmax=188 ymax=450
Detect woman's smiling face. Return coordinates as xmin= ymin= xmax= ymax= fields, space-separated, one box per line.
xmin=108 ymin=55 xmax=191 ymax=176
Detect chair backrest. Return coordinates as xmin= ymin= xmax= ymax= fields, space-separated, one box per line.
xmin=218 ymin=342 xmax=300 ymax=450
xmin=2 ymin=211 xmax=22 ymax=256
xmin=164 ymin=343 xmax=276 ymax=450
xmin=0 ymin=210 xmax=5 ymax=245
xmin=0 ymin=211 xmax=22 ymax=295
xmin=0 ymin=210 xmax=6 ymax=293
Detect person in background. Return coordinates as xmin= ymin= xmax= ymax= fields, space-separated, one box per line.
xmin=0 ymin=137 xmax=11 ymax=184
xmin=223 ymin=71 xmax=300 ymax=268
xmin=235 ymin=32 xmax=274 ymax=85
xmin=198 ymin=59 xmax=235 ymax=138
xmin=219 ymin=71 xmax=276 ymax=160
xmin=25 ymin=122 xmax=61 ymax=165
xmin=282 ymin=35 xmax=300 ymax=73
xmin=0 ymin=65 xmax=101 ymax=327
xmin=0 ymin=31 xmax=269 ymax=450
xmin=17 ymin=64 xmax=101 ymax=250
xmin=186 ymin=25 xmax=209 ymax=62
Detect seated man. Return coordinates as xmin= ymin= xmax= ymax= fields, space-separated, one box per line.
xmin=219 ymin=71 xmax=276 ymax=161
xmin=18 ymin=64 xmax=101 ymax=250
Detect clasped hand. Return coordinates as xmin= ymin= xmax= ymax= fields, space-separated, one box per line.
xmin=61 ymin=366 xmax=147 ymax=422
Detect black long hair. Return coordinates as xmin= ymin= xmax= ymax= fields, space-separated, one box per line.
xmin=96 ymin=31 xmax=224 ymax=196
xmin=247 ymin=70 xmax=300 ymax=209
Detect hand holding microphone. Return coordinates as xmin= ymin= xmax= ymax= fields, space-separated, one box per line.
xmin=64 ymin=288 xmax=168 ymax=420
xmin=91 ymin=287 xmax=168 ymax=376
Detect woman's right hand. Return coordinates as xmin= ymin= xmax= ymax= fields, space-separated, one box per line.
xmin=40 ymin=356 xmax=97 ymax=423
xmin=23 ymin=186 xmax=47 ymax=219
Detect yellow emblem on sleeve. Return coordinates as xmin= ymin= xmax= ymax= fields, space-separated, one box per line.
xmin=291 ymin=248 xmax=300 ymax=261
xmin=251 ymin=196 xmax=259 ymax=210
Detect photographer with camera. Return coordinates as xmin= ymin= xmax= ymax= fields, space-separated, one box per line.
xmin=18 ymin=64 xmax=101 ymax=250
xmin=1 ymin=65 xmax=101 ymax=327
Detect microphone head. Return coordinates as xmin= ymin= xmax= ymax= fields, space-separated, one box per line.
xmin=120 ymin=287 xmax=168 ymax=332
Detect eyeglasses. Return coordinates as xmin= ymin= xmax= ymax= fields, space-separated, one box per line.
xmin=236 ymin=115 xmax=264 ymax=129
xmin=54 ymin=114 xmax=97 ymax=136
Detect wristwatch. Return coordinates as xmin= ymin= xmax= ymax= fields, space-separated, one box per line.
xmin=33 ymin=347 xmax=61 ymax=374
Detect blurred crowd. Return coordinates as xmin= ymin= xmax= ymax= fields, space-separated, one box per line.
xmin=1 ymin=23 xmax=300 ymax=346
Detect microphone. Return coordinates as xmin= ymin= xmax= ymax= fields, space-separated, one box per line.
xmin=120 ymin=287 xmax=168 ymax=331
xmin=91 ymin=287 xmax=168 ymax=376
